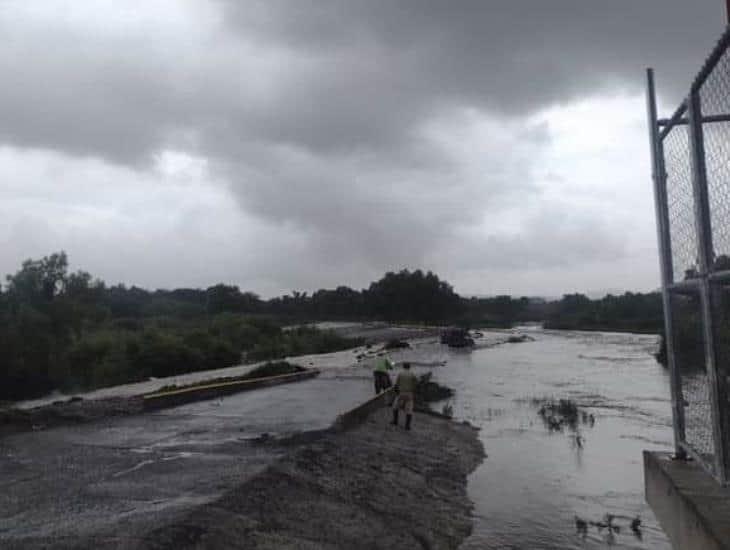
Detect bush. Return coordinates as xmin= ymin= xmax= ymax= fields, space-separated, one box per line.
xmin=244 ymin=361 xmax=305 ymax=379
xmin=67 ymin=331 xmax=122 ymax=387
xmin=129 ymin=330 xmax=204 ymax=378
xmin=245 ymin=326 xmax=361 ymax=362
xmin=208 ymin=314 xmax=262 ymax=350
xmin=110 ymin=317 xmax=142 ymax=331
xmin=183 ymin=329 xmax=241 ymax=370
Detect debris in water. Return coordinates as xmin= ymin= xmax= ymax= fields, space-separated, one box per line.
xmin=631 ymin=516 xmax=642 ymax=539
xmin=507 ymin=334 xmax=534 ymax=343
xmin=533 ymin=398 xmax=596 ymax=433
xmin=440 ymin=327 xmax=474 ymax=348
xmin=383 ymin=339 xmax=411 ymax=350
xmin=415 ymin=372 xmax=454 ymax=406
xmin=576 ymin=513 xmax=637 ymax=541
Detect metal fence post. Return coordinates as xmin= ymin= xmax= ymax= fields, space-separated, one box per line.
xmin=647 ymin=69 xmax=686 ymax=458
xmin=688 ymin=88 xmax=728 ymax=482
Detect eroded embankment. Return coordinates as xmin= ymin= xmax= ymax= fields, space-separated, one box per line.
xmin=125 ymin=409 xmax=484 ymax=550
xmin=0 ymin=395 xmax=145 ymax=437
xmin=0 ymin=367 xmax=315 ymax=438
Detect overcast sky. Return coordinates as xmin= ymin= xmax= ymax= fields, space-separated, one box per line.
xmin=0 ymin=1 xmax=726 ymax=297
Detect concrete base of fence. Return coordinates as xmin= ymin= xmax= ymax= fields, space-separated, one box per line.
xmin=645 ymin=450 xmax=730 ymax=550
xmin=142 ymin=369 xmax=320 ymax=411
xmin=334 ymin=388 xmax=394 ymax=431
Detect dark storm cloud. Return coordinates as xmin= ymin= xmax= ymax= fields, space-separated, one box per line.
xmin=217 ymin=111 xmax=546 ymax=274
xmin=0 ymin=1 xmax=724 ymax=292
xmin=1 ymin=1 xmax=720 ymax=163
xmin=207 ymin=0 xmax=722 ymax=160
xmin=224 ymin=0 xmax=721 ymax=108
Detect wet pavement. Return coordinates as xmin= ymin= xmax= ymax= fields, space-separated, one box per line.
xmin=0 ymin=371 xmax=372 ymax=547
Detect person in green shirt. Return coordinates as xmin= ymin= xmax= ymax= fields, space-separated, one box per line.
xmin=373 ymin=353 xmax=394 ymax=395
xmin=391 ymin=362 xmax=417 ymax=430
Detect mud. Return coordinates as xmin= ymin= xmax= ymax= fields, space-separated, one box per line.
xmin=0 ymin=395 xmax=144 ymax=437
xmin=84 ymin=408 xmax=485 ymax=549
xmin=0 ymin=369 xmax=314 ymax=438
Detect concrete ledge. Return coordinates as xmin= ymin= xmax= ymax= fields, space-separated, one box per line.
xmin=334 ymin=388 xmax=394 ymax=431
xmin=645 ymin=450 xmax=730 ymax=549
xmin=143 ymin=369 xmax=320 ymax=411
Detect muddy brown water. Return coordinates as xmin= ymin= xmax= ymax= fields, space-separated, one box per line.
xmin=412 ymin=328 xmax=672 ymax=549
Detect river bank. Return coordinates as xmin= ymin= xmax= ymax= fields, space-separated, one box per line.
xmin=128 ymin=408 xmax=485 ymax=550
xmin=8 ymin=323 xmax=432 ymax=410
xmin=2 ymin=326 xmax=671 ymax=548
xmin=2 ymin=384 xmax=485 ymax=549
xmin=0 ymin=363 xmax=315 ymax=438
xmin=2 ymin=324 xmax=521 ymax=436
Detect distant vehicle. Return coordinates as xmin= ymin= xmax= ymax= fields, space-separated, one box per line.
xmin=440 ymin=327 xmax=475 ymax=348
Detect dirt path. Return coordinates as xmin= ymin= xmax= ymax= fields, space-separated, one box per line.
xmin=94 ymin=408 xmax=485 ymax=549
xmin=0 ymin=375 xmax=374 ymax=549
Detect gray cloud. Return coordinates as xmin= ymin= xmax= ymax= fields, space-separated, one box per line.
xmin=0 ymin=2 xmax=724 ymax=295
xmin=1 ymin=1 xmax=720 ymax=162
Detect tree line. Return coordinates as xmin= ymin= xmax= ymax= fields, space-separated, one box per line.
xmin=0 ymin=252 xmax=669 ymax=401
xmin=543 ymin=292 xmax=663 ymax=334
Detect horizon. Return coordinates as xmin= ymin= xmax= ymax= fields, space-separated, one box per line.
xmin=0 ymin=251 xmax=661 ymax=302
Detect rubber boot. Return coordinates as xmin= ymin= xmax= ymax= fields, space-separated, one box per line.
xmin=405 ymin=414 xmax=412 ymax=431
xmin=391 ymin=409 xmax=399 ymax=426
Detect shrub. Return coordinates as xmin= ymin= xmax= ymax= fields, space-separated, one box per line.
xmin=183 ymin=329 xmax=241 ymax=369
xmin=129 ymin=330 xmax=204 ymax=378
xmin=244 ymin=361 xmax=305 ymax=379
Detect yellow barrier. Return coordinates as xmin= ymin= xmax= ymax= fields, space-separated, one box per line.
xmin=143 ymin=369 xmax=320 ymax=410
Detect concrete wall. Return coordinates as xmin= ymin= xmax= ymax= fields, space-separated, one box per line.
xmin=143 ymin=369 xmax=320 ymax=411
xmin=645 ymin=451 xmax=730 ymax=549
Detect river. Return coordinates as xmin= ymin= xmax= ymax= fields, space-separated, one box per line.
xmin=8 ymin=326 xmax=674 ymax=548
xmin=426 ymin=328 xmax=672 ymax=549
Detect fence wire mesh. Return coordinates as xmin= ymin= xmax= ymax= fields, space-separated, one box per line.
xmin=670 ymin=291 xmax=715 ymax=472
xmin=652 ymin=27 xmax=730 ymax=483
xmin=700 ymin=42 xmax=730 ymax=118
xmin=662 ymin=125 xmax=699 ymax=281
xmin=711 ymin=280 xmax=730 ymax=387
xmin=700 ymin=47 xmax=730 ymax=265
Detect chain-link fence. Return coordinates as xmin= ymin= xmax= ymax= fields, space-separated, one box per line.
xmin=648 ymin=27 xmax=730 ymax=484
xmin=663 ymin=125 xmax=698 ymax=281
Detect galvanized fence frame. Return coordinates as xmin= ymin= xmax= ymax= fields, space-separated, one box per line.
xmin=648 ymin=27 xmax=730 ymax=484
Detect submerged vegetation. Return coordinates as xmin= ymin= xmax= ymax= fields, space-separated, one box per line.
xmin=529 ymin=397 xmax=597 ymax=455
xmin=414 ymin=372 xmax=455 ymax=406
xmin=574 ymin=513 xmax=643 ymax=544
xmin=535 ymin=398 xmax=596 ymax=433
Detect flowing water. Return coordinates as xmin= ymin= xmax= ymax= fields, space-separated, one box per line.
xmin=428 ymin=328 xmax=672 ymax=549
xmin=10 ymin=326 xmax=674 ymax=547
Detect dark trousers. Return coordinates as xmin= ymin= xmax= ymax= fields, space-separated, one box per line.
xmin=373 ymin=371 xmax=392 ymax=394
